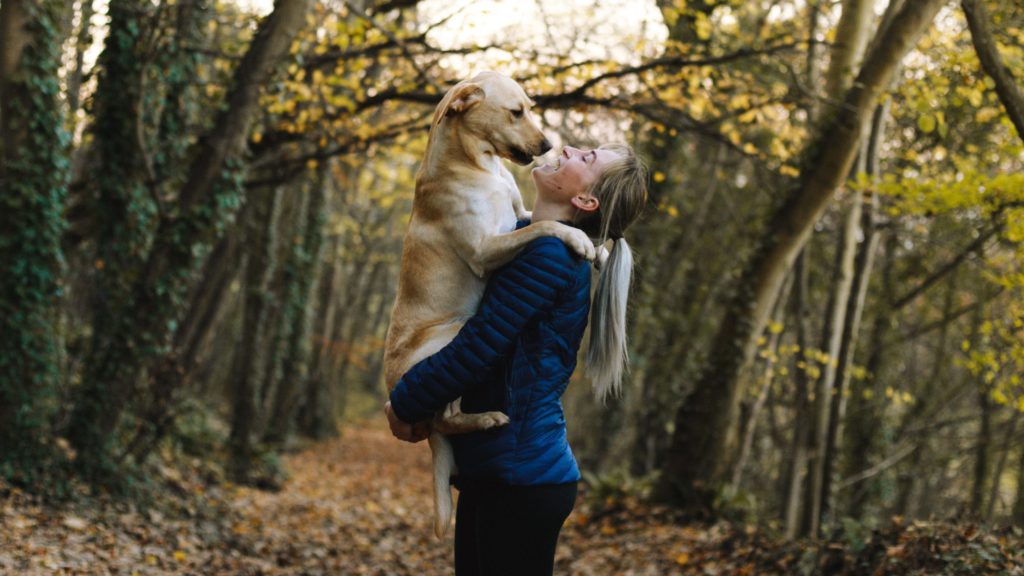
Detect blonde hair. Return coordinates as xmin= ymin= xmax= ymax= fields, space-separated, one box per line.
xmin=574 ymin=144 xmax=649 ymax=401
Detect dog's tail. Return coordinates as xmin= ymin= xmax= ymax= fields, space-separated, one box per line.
xmin=428 ymin=431 xmax=455 ymax=538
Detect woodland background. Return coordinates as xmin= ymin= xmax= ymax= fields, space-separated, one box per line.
xmin=2 ymin=0 xmax=1024 ymax=572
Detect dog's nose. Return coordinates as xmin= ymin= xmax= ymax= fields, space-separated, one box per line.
xmin=539 ymin=139 xmax=553 ymax=155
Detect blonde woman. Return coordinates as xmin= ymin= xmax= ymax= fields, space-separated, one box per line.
xmin=386 ymin=144 xmax=648 ymax=576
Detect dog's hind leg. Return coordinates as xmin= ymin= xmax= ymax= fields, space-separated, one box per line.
xmin=428 ymin=431 xmax=456 ymax=538
xmin=433 ymin=398 xmax=510 ymax=435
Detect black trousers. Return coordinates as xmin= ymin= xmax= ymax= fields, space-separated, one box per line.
xmin=454 ymin=479 xmax=578 ymax=576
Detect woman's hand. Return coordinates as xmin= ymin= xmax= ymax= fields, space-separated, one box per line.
xmin=384 ymin=401 xmax=431 ymax=443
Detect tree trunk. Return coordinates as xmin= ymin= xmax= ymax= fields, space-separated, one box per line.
xmin=229 ymin=187 xmax=282 ymax=482
xmin=730 ymin=272 xmax=793 ymax=491
xmin=971 ymin=300 xmax=992 ymax=517
xmin=83 ymin=0 xmax=157 ymax=405
xmin=264 ymin=169 xmax=328 ymax=447
xmin=68 ymin=0 xmax=312 ymax=478
xmin=986 ymin=410 xmax=1020 ymax=521
xmin=844 ymin=231 xmax=898 ymax=517
xmin=298 ymin=234 xmax=340 ymax=439
xmin=802 ymin=185 xmax=862 ymax=538
xmin=782 ymin=249 xmax=812 ymax=538
xmin=824 ymin=0 xmax=874 ymax=100
xmin=803 ymin=0 xmax=880 ymax=536
xmin=973 ymin=381 xmax=992 ymax=517
xmin=1013 ymin=434 xmax=1024 ymax=524
xmin=653 ymin=0 xmax=945 ymax=512
xmin=818 ymin=98 xmax=888 ymax=530
xmin=0 ymin=0 xmax=69 ymax=481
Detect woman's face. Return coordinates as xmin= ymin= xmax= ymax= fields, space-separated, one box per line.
xmin=532 ymin=146 xmax=622 ymax=203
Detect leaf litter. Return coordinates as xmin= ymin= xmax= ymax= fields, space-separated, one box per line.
xmin=2 ymin=421 xmax=1023 ymax=575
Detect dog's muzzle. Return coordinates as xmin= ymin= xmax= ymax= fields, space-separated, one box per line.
xmin=510 ymin=147 xmax=536 ymax=165
xmin=511 ymin=139 xmax=552 ymax=165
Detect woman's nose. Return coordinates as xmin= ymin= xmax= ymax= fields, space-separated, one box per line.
xmin=563 ymin=146 xmax=580 ymax=157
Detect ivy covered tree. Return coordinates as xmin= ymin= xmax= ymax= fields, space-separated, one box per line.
xmin=0 ymin=0 xmax=71 ymax=485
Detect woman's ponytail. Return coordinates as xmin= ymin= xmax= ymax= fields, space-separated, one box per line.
xmin=587 ymin=237 xmax=633 ymax=401
xmin=573 ymin=143 xmax=648 ymax=401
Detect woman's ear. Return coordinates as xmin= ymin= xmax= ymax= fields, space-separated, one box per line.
xmin=571 ymin=194 xmax=600 ymax=213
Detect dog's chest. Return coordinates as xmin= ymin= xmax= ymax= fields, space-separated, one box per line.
xmin=448 ymin=178 xmax=519 ymax=230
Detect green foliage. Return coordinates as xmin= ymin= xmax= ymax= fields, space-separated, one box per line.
xmin=171 ymin=399 xmax=228 ymax=460
xmin=0 ymin=0 xmax=71 ymax=486
xmin=837 ymin=516 xmax=875 ymax=554
xmin=581 ymin=469 xmax=656 ymax=511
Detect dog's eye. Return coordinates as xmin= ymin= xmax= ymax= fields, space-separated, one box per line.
xmin=510 ymin=108 xmax=524 ymax=118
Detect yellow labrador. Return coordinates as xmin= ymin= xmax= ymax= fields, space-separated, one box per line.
xmin=384 ymin=71 xmax=595 ymax=537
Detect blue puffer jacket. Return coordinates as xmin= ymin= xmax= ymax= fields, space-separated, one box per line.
xmin=389 ymin=224 xmax=590 ymax=486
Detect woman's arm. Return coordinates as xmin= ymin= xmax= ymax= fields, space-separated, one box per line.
xmin=388 ymin=237 xmax=578 ymax=424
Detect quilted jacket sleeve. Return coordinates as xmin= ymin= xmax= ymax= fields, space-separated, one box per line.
xmin=388 ymin=237 xmax=577 ymax=424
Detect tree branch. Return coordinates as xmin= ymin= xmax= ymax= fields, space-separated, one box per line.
xmin=962 ymin=0 xmax=1024 ymax=142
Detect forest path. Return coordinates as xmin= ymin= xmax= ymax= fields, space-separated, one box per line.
xmin=4 ymin=420 xmax=1022 ymax=574
xmin=1 ymin=420 xmax=706 ymax=575
xmin=210 ymin=421 xmax=702 ymax=575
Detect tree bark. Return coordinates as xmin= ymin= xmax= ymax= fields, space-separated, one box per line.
xmin=653 ymin=0 xmax=945 ymax=512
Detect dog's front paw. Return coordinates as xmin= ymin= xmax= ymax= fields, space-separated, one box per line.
xmin=593 ymin=244 xmax=610 ymax=270
xmin=479 ymin=411 xmax=510 ymax=429
xmin=560 ymin=227 xmax=596 ymax=261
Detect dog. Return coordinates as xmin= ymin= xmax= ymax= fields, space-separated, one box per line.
xmin=384 ymin=71 xmax=595 ymax=537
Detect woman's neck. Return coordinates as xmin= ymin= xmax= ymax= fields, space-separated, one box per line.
xmin=531 ymin=196 xmax=576 ymax=223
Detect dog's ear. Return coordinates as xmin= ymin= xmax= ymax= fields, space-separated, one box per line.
xmin=446 ymin=83 xmax=484 ymax=116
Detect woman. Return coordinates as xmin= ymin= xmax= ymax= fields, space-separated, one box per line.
xmin=386 ymin=143 xmax=648 ymax=575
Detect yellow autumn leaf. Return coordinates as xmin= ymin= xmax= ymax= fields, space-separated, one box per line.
xmin=653 ymin=171 xmax=666 ymax=183
xmin=729 ymin=94 xmax=750 ymax=110
xmin=695 ymin=12 xmax=712 ymax=40
xmin=676 ymin=552 xmax=690 ymax=565
xmin=976 ymin=107 xmax=1000 ymax=123
xmin=918 ymin=114 xmax=936 ymax=133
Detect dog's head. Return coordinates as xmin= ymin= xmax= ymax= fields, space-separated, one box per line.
xmin=434 ymin=71 xmax=551 ymax=165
